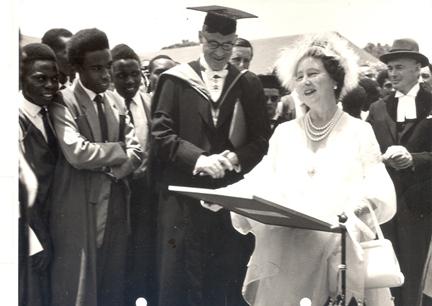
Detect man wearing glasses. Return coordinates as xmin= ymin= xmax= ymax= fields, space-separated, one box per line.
xmin=151 ymin=6 xmax=270 ymax=306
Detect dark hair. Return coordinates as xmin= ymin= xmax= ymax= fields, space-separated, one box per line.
xmin=341 ymin=86 xmax=366 ymax=118
xmin=41 ymin=28 xmax=73 ymax=52
xmin=148 ymin=55 xmax=173 ymax=73
xmin=258 ymin=74 xmax=281 ymax=91
xmin=111 ymin=44 xmax=140 ymax=63
xmin=234 ymin=37 xmax=253 ymax=57
xmin=376 ymin=69 xmax=389 ymax=87
xmin=67 ymin=28 xmax=109 ymax=67
xmin=21 ymin=43 xmax=57 ymax=77
xmin=359 ymin=77 xmax=380 ymax=109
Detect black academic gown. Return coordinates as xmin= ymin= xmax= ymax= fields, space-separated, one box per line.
xmin=151 ymin=60 xmax=270 ymax=306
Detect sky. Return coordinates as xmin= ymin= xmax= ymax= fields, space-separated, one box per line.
xmin=17 ymin=0 xmax=432 ymax=59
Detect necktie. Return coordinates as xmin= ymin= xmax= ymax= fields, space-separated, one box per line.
xmin=125 ymin=98 xmax=134 ymax=124
xmin=39 ymin=106 xmax=57 ymax=147
xmin=94 ymin=94 xmax=109 ymax=142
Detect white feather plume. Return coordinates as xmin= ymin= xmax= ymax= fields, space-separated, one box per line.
xmin=275 ymin=32 xmax=359 ymax=98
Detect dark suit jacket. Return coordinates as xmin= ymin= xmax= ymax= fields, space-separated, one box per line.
xmin=19 ymin=109 xmax=57 ymax=253
xmin=367 ymin=84 xmax=432 ymax=213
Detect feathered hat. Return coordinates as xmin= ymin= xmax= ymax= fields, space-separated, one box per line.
xmin=275 ymin=32 xmax=359 ymax=98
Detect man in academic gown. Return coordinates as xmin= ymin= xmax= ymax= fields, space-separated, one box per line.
xmin=151 ymin=6 xmax=270 ymax=306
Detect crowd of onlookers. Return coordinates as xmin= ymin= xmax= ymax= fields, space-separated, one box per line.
xmin=18 ymin=16 xmax=432 ymax=306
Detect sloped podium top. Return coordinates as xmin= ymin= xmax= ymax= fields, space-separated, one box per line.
xmin=169 ymin=185 xmax=342 ymax=233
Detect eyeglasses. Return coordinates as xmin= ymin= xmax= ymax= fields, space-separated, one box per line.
xmin=202 ymin=34 xmax=234 ymax=51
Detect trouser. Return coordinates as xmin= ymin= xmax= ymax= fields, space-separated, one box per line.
xmin=97 ymin=182 xmax=129 ymax=306
xmin=382 ymin=208 xmax=432 ymax=306
xmin=125 ymin=177 xmax=157 ymax=306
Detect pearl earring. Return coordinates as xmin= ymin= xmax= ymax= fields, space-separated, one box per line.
xmin=333 ymin=85 xmax=338 ymax=90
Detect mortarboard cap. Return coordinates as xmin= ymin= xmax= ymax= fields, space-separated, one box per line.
xmin=187 ymin=5 xmax=257 ymax=35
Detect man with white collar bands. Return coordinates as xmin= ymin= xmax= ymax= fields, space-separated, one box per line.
xmin=367 ymin=38 xmax=432 ymax=306
xmin=151 ymin=5 xmax=270 ymax=306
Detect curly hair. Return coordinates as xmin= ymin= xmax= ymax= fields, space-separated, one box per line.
xmin=67 ymin=28 xmax=109 ymax=67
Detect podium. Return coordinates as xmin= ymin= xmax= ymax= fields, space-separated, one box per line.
xmin=169 ymin=185 xmax=349 ymax=306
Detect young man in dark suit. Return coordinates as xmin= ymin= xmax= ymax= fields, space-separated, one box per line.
xmin=110 ymin=43 xmax=157 ymax=306
xmin=49 ymin=28 xmax=143 ymax=306
xmin=19 ymin=42 xmax=59 ymax=306
xmin=367 ymin=38 xmax=432 ymax=306
xmin=151 ymin=6 xmax=270 ymax=306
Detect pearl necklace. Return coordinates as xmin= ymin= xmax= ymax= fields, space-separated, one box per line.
xmin=304 ymin=108 xmax=343 ymax=142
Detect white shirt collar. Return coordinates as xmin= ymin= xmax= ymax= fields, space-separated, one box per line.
xmin=114 ymin=89 xmax=140 ymax=105
xmin=78 ymin=78 xmax=102 ymax=101
xmin=395 ymin=82 xmax=420 ymax=98
xmin=20 ymin=91 xmax=43 ymax=118
xmin=396 ymin=82 xmax=419 ymax=122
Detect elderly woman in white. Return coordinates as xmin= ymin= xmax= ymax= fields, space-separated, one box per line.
xmin=208 ymin=34 xmax=397 ymax=306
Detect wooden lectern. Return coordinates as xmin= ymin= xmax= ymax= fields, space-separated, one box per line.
xmin=169 ymin=185 xmax=350 ymax=306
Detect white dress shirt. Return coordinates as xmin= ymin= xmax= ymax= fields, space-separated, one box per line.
xmin=199 ymin=54 xmax=228 ymax=102
xmin=19 ymin=91 xmax=49 ymax=142
xmin=396 ymin=83 xmax=419 ymax=122
xmin=79 ymin=78 xmax=106 ymax=113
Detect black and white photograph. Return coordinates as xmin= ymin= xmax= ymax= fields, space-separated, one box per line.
xmin=2 ymin=0 xmax=432 ymax=305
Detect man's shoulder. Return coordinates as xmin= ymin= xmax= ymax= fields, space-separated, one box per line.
xmin=370 ymin=95 xmax=391 ymax=110
xmin=104 ymin=89 xmax=123 ymax=102
xmin=236 ymin=69 xmax=261 ymax=88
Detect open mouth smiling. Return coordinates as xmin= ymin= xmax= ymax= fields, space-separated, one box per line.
xmin=304 ymin=88 xmax=316 ymax=96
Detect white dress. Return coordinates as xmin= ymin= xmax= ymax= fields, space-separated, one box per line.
xmin=229 ymin=113 xmax=397 ymax=306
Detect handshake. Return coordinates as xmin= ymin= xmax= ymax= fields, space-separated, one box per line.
xmin=193 ymin=150 xmax=240 ymax=179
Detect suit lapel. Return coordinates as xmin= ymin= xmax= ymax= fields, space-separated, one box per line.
xmin=103 ymin=92 xmax=120 ymax=141
xmin=19 ymin=109 xmax=57 ymax=157
xmin=21 ymin=112 xmax=55 ymax=155
xmin=139 ymin=92 xmax=152 ymax=123
xmin=74 ymin=83 xmax=101 ymax=141
xmin=384 ymin=95 xmax=398 ymax=143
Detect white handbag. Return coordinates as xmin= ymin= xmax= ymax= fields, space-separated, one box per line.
xmin=329 ymin=205 xmax=404 ymax=290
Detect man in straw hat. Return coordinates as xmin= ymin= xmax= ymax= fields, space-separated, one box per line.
xmin=151 ymin=5 xmax=270 ymax=306
xmin=367 ymin=38 xmax=432 ymax=306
